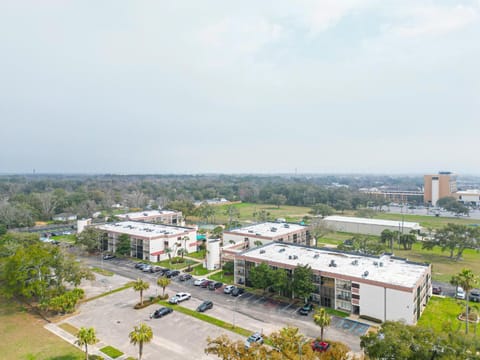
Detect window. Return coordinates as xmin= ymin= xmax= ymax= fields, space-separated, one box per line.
xmin=352 ymin=294 xmax=360 ymax=299
xmin=352 ymin=283 xmax=360 ymax=289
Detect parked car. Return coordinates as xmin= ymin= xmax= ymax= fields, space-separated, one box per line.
xmin=298 ymin=303 xmax=314 ymax=315
xmin=469 ymin=290 xmax=480 ymax=302
xmin=194 ymin=278 xmax=208 ymax=286
xmin=196 ymin=300 xmax=213 ymax=312
xmin=135 ymin=262 xmax=148 ymax=269
xmin=224 ymin=285 xmax=235 ymax=294
xmin=245 ymin=332 xmax=264 ymax=349
xmin=158 ymin=268 xmax=170 ymax=276
xmin=231 ymin=287 xmax=245 ymax=297
xmin=103 ymin=253 xmax=116 ymax=260
xmin=456 ymin=287 xmax=466 ymax=300
xmin=208 ymin=281 xmax=223 ymax=290
xmin=142 ymin=265 xmax=153 ymax=272
xmin=150 ymin=266 xmax=164 ymax=273
xmin=311 ymin=340 xmax=330 ymax=352
xmin=179 ymin=273 xmax=192 ymax=281
xmin=150 ymin=307 xmax=173 ymax=319
xmin=200 ymin=280 xmax=214 ymax=288
xmin=169 ymin=292 xmax=191 ymax=304
xmin=432 ymin=287 xmax=442 ymax=295
xmin=166 ymin=270 xmax=180 ymax=278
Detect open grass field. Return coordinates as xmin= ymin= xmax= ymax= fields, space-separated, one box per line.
xmin=0 ymin=296 xmax=84 ymax=360
xmin=190 ymin=202 xmax=311 ymax=225
xmin=389 ymin=243 xmax=480 ymax=282
xmin=418 ymin=296 xmax=480 ymax=334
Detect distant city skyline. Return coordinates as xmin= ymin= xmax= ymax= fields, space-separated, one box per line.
xmin=1 ymin=1 xmax=479 ymax=175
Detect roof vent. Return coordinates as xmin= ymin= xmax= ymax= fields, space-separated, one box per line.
xmin=329 ymin=260 xmax=337 ymax=267
xmin=313 ymin=254 xmax=319 ymax=259
xmin=292 ymin=255 xmax=298 ymax=260
xmin=288 ymin=255 xmax=292 ymax=259
xmin=260 ymin=249 xmax=266 ymax=254
xmin=373 ymin=261 xmax=378 ymax=266
xmin=379 ymin=262 xmax=383 ymax=267
xmin=351 ymin=259 xmax=358 ymax=266
xmin=271 ymin=227 xmax=277 ymax=232
xmin=248 ymin=230 xmax=254 ymax=233
xmin=284 ymin=224 xmax=290 ymax=228
xmin=363 ymin=271 xmax=369 ymax=277
xmin=279 ymin=248 xmax=286 ymax=253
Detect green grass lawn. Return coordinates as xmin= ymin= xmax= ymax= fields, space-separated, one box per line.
xmin=390 ymin=243 xmax=480 ymax=282
xmin=100 ymin=345 xmax=123 ymax=358
xmin=187 ymin=250 xmax=206 ymax=259
xmin=0 ymin=296 xmax=84 ymax=360
xmin=418 ymin=296 xmax=480 ymax=333
xmin=190 ymin=264 xmax=215 ymax=276
xmin=208 ymin=271 xmax=234 ymax=285
xmin=190 ymin=202 xmax=312 ymax=225
xmin=156 ymin=257 xmax=198 ymax=269
xmin=91 ymin=267 xmax=114 ymax=276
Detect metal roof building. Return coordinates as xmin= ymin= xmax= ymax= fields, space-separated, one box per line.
xmin=321 ymin=215 xmax=422 ymax=236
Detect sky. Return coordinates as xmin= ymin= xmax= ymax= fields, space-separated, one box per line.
xmin=0 ymin=0 xmax=479 ymax=175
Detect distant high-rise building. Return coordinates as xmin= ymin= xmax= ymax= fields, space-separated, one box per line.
xmin=424 ymin=172 xmax=457 ymax=205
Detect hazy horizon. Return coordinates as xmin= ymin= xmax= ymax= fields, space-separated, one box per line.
xmin=1 ymin=1 xmax=479 ymax=174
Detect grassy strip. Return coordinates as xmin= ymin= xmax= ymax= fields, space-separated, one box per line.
xmin=190 ymin=264 xmax=216 ymax=276
xmin=324 ymin=308 xmax=350 ymax=318
xmin=208 ymin=271 xmax=234 ymax=284
xmin=156 ymin=257 xmax=198 ymax=270
xmin=158 ymin=301 xmax=252 ymax=337
xmin=91 ymin=267 xmax=114 ymax=276
xmin=187 ymin=250 xmax=206 ymax=259
xmin=59 ymin=322 xmax=79 ymax=336
xmin=100 ymin=345 xmax=123 ymax=358
xmin=83 ymin=282 xmax=135 ymax=303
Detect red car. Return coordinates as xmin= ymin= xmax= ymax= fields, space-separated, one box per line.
xmin=311 ymin=340 xmax=330 ymax=352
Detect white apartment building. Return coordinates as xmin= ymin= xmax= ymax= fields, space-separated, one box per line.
xmin=223 ymin=222 xmax=311 ymax=248
xmin=234 ymin=242 xmax=431 ymax=325
xmin=116 ymin=210 xmax=184 ymax=226
xmin=95 ymin=221 xmax=197 ymax=262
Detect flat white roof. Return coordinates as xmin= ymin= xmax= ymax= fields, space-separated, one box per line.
xmin=323 ymin=215 xmax=421 ymax=229
xmin=96 ymin=221 xmax=193 ymax=238
xmin=117 ymin=210 xmax=180 ymax=220
xmin=457 ymin=189 xmax=480 ymax=195
xmin=241 ymin=242 xmax=428 ymax=289
xmin=226 ymin=222 xmax=306 ymax=238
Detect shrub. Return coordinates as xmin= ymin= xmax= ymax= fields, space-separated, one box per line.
xmin=359 ymin=315 xmax=383 ymax=324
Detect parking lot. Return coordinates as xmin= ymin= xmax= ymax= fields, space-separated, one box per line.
xmin=71 ymin=256 xmax=368 ymax=356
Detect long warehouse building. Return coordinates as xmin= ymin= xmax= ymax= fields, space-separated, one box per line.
xmin=321 ymin=215 xmax=422 ymax=236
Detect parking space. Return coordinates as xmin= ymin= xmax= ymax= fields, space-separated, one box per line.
xmin=65 ymin=287 xmax=244 ymax=359
xmin=330 ymin=317 xmax=370 ymax=336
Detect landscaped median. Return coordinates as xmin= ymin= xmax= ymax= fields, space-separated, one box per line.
xmin=157 ymin=300 xmax=252 ymax=338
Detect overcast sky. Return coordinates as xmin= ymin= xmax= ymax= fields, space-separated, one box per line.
xmin=1 ymin=1 xmax=479 ymax=175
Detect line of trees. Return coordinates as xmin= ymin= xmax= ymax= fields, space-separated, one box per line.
xmin=248 ymin=263 xmax=316 ymax=302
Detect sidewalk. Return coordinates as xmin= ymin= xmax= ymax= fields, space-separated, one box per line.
xmin=44 ymin=322 xmax=133 ymax=360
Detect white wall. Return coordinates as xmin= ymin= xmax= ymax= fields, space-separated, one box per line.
xmin=359 ymin=283 xmax=415 ymax=324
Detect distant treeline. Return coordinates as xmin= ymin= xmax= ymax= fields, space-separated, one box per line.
xmin=0 ymin=174 xmax=424 ymax=229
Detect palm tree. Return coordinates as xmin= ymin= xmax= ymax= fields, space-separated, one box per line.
xmin=457 ymin=269 xmax=479 ymax=334
xmin=75 ymin=327 xmax=98 ymax=360
xmin=129 ymin=323 xmax=153 ymax=360
xmin=165 ymin=247 xmax=172 ymax=264
xmin=182 ymin=235 xmax=189 ymax=257
xmin=313 ymin=307 xmax=331 ymax=341
xmin=450 ymin=274 xmax=461 ymax=296
xmin=133 ymin=278 xmax=150 ymax=306
xmin=157 ymin=276 xmax=171 ymax=297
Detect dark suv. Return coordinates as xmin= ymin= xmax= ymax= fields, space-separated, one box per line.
xmin=196 ymin=300 xmax=213 ymax=312
xmin=469 ymin=291 xmax=480 ymax=302
xmin=298 ymin=303 xmax=314 ymax=315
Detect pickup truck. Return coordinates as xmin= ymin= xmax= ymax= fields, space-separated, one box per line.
xmin=168 ymin=292 xmax=191 ymax=304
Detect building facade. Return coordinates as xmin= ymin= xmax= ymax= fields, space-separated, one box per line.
xmin=424 ymin=172 xmax=457 ymax=206
xmin=455 ymin=190 xmax=480 ymax=207
xmin=116 ymin=210 xmax=184 ymax=226
xmin=321 ymin=216 xmax=422 ymax=236
xmin=95 ymin=221 xmax=197 ymax=262
xmin=234 ymin=242 xmax=431 ymax=325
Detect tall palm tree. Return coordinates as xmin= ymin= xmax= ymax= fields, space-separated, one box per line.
xmin=129 ymin=323 xmax=153 ymax=360
xmin=457 ymin=269 xmax=479 ymax=334
xmin=157 ymin=276 xmax=171 ymax=297
xmin=133 ymin=278 xmax=150 ymax=306
xmin=75 ymin=327 xmax=98 ymax=360
xmin=313 ymin=307 xmax=331 ymax=341
xmin=165 ymin=247 xmax=172 ymax=264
